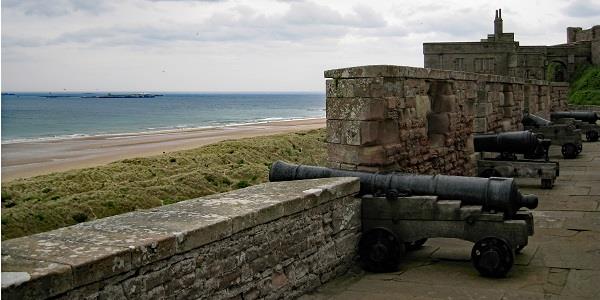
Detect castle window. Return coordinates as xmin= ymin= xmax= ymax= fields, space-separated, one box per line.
xmin=474 ymin=58 xmax=495 ymax=73
xmin=454 ymin=58 xmax=465 ymax=71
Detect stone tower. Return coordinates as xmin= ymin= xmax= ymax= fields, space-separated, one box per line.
xmin=494 ymin=9 xmax=503 ymax=39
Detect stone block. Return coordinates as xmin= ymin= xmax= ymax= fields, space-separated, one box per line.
xmin=473 ymin=117 xmax=488 ymax=133
xmin=1 ymin=235 xmax=132 ymax=288
xmin=502 ymin=92 xmax=514 ymax=106
xmin=326 ymin=120 xmax=343 ymax=144
xmin=429 ymin=133 xmax=445 ymax=148
xmin=327 ymin=78 xmax=405 ymax=98
xmin=326 ymin=97 xmax=385 ymax=121
xmin=431 ymin=95 xmax=455 ymax=113
xmin=415 ymin=95 xmax=431 ymax=118
xmin=427 ymin=113 xmax=450 ymax=134
xmin=358 ymin=145 xmax=387 ymax=166
xmin=328 ymin=143 xmax=388 ymax=166
xmin=327 ymin=120 xmax=382 ymax=146
xmin=1 ymin=255 xmax=73 ymax=299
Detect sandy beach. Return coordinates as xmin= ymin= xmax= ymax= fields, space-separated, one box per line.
xmin=1 ymin=118 xmax=325 ymax=182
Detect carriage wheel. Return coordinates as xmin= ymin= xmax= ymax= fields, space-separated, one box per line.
xmin=359 ymin=228 xmax=404 ymax=273
xmin=561 ymin=143 xmax=578 ymax=159
xmin=471 ymin=237 xmax=514 ymax=278
xmin=586 ymin=131 xmax=599 ymax=142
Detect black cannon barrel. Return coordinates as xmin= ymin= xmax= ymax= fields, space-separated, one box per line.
xmin=550 ymin=111 xmax=599 ymax=124
xmin=269 ymin=161 xmax=538 ymax=216
xmin=474 ymin=131 xmax=540 ymax=154
xmin=522 ymin=113 xmax=551 ymax=127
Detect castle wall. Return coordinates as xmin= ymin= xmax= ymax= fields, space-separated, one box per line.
xmin=592 ymin=26 xmax=600 ymax=65
xmin=426 ymin=22 xmax=598 ymax=81
xmin=423 ymin=42 xmax=516 ymax=76
xmin=2 ymin=178 xmax=361 ymax=300
xmin=325 ymin=65 xmax=568 ymax=175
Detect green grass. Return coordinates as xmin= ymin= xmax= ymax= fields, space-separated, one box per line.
xmin=1 ymin=129 xmax=327 ymax=240
xmin=569 ymin=65 xmax=600 ymax=105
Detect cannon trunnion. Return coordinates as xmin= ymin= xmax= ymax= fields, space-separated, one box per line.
xmin=474 ymin=131 xmax=559 ymax=189
xmin=522 ymin=113 xmax=583 ymax=158
xmin=270 ymin=161 xmax=537 ymax=277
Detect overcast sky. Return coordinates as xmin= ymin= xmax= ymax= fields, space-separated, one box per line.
xmin=2 ymin=0 xmax=599 ymax=92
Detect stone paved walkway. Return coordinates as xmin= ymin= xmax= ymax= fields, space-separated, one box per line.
xmin=302 ymin=141 xmax=600 ymax=299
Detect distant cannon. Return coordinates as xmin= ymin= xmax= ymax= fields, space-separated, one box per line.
xmin=474 ymin=131 xmax=543 ymax=158
xmin=270 ymin=161 xmax=537 ymax=277
xmin=474 ymin=131 xmax=559 ymax=189
xmin=522 ymin=113 xmax=583 ymax=158
xmin=551 ymin=111 xmax=599 ymax=124
xmin=550 ymin=111 xmax=599 ymax=142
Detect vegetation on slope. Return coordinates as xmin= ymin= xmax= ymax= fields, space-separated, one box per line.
xmin=1 ymin=129 xmax=327 ymax=240
xmin=569 ymin=65 xmax=600 ymax=105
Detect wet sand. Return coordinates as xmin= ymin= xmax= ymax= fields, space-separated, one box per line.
xmin=1 ymin=118 xmax=325 ymax=182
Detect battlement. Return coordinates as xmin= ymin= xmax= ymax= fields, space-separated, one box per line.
xmin=325 ymin=65 xmax=568 ymax=174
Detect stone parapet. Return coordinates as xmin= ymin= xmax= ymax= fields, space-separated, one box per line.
xmin=1 ymin=178 xmax=361 ymax=300
xmin=325 ymin=65 xmax=568 ymax=175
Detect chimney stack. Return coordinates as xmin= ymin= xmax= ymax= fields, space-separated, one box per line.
xmin=494 ymin=9 xmax=504 ymax=38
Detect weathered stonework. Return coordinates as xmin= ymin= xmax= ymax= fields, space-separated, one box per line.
xmin=325 ymin=65 xmax=568 ymax=175
xmin=1 ymin=178 xmax=361 ymax=300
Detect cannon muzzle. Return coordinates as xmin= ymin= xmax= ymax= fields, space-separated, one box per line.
xmin=522 ymin=113 xmax=551 ymax=128
xmin=269 ymin=161 xmax=538 ymax=216
xmin=551 ymin=111 xmax=599 ymax=124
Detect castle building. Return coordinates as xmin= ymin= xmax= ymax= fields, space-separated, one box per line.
xmin=423 ymin=9 xmax=599 ymax=82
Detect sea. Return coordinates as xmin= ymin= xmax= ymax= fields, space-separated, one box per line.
xmin=1 ymin=92 xmax=325 ymax=144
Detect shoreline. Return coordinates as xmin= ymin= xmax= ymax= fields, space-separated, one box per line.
xmin=1 ymin=118 xmax=326 ymax=182
xmin=1 ymin=116 xmax=325 ymax=145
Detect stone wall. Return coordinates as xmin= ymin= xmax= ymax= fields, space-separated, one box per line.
xmin=568 ymin=104 xmax=600 ymax=113
xmin=325 ymin=65 xmax=568 ymax=175
xmin=1 ymin=178 xmax=361 ymax=300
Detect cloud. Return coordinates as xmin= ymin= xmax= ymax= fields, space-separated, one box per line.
xmin=564 ymin=0 xmax=600 ymax=17
xmin=2 ymin=0 xmax=112 ymax=17
xmin=4 ymin=1 xmax=388 ymax=48
xmin=148 ymin=0 xmax=226 ymax=1
xmin=284 ymin=2 xmax=386 ymax=28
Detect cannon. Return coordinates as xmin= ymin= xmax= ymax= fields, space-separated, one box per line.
xmin=550 ymin=111 xmax=600 ymax=142
xmin=550 ymin=111 xmax=599 ymax=124
xmin=270 ymin=161 xmax=537 ymax=277
xmin=474 ymin=131 xmax=544 ymax=158
xmin=270 ymin=160 xmax=537 ymax=216
xmin=522 ymin=113 xmax=583 ymax=158
xmin=474 ymin=131 xmax=559 ymax=189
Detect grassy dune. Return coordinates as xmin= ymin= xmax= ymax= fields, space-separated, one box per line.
xmin=1 ymin=129 xmax=327 ymax=240
xmin=569 ymin=65 xmax=600 ymax=105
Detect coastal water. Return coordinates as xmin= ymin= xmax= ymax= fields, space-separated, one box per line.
xmin=1 ymin=92 xmax=325 ymax=143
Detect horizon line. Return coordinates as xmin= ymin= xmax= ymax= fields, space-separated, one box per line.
xmin=1 ymin=90 xmax=325 ymax=94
